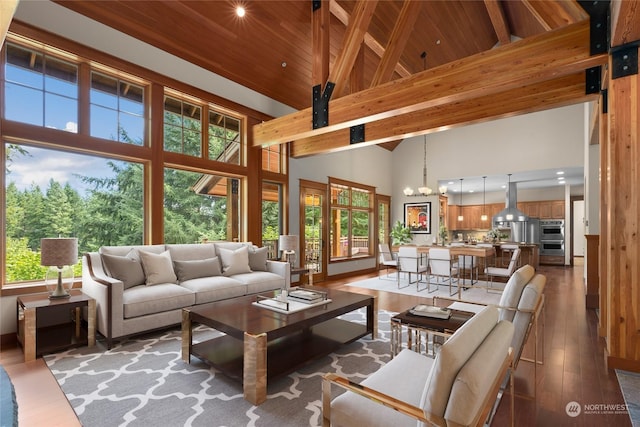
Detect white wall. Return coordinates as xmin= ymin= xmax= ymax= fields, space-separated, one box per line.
xmin=391 ymin=104 xmax=586 ymax=227
xmin=289 ymin=145 xmax=393 ymax=276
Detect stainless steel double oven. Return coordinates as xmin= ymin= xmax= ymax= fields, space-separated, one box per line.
xmin=539 ymin=219 xmax=565 ymax=256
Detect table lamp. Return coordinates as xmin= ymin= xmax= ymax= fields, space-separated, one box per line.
xmin=41 ymin=237 xmax=78 ymax=299
xmin=278 ymin=235 xmax=298 ymax=267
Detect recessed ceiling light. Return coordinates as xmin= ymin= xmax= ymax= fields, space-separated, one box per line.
xmin=557 ymin=171 xmax=564 ymax=175
xmin=558 ymin=181 xmax=566 ymax=185
xmin=447 ymin=181 xmax=454 ymax=185
xmin=236 ymin=6 xmax=246 ymax=17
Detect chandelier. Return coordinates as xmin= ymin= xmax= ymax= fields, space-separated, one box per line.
xmin=403 ymin=135 xmax=433 ymax=196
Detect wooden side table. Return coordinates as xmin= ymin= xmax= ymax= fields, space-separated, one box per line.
xmin=290 ymin=267 xmax=311 ymax=285
xmin=16 ymin=289 xmax=96 ymax=362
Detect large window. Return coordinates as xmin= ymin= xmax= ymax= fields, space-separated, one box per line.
xmin=164 ymin=95 xmax=202 ymax=156
xmin=90 ymin=71 xmax=145 ymax=144
xmin=4 ymin=43 xmax=78 ymax=131
xmin=5 ymin=143 xmax=144 ymax=282
xmin=208 ymin=110 xmax=241 ymax=165
xmin=2 ymin=31 xmax=285 ymax=288
xmin=163 ymin=168 xmax=241 ymax=244
xmin=329 ymin=178 xmax=374 ymax=261
xmin=262 ymin=182 xmax=283 ymax=259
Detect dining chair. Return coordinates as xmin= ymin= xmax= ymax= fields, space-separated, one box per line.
xmin=428 ymin=247 xmax=460 ymax=296
xmin=485 ymin=247 xmax=521 ymax=292
xmin=397 ymin=246 xmax=428 ymax=291
xmin=450 ymin=242 xmax=478 ymax=285
xmin=378 ymin=243 xmax=398 ymax=281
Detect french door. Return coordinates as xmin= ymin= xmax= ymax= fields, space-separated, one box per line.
xmin=299 ymin=180 xmax=326 ymax=284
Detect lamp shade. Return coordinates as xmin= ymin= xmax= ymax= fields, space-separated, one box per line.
xmin=278 ymin=235 xmax=298 ymax=252
xmin=40 ymin=238 xmax=78 ymax=267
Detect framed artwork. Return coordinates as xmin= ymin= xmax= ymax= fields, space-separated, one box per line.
xmin=404 ymin=202 xmax=431 ymax=234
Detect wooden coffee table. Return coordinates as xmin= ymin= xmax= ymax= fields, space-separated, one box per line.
xmin=181 ymin=287 xmax=376 ymax=405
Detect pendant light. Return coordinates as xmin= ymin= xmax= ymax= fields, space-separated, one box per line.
xmin=481 ymin=176 xmax=488 ymax=221
xmin=457 ymin=178 xmax=464 ymax=222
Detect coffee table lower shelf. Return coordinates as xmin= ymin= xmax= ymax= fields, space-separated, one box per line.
xmin=186 ymin=317 xmax=370 ymax=405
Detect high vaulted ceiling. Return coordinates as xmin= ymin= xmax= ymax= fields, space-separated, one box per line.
xmin=51 ymin=0 xmax=638 ymax=161
xmin=55 ymin=0 xmax=587 ymax=110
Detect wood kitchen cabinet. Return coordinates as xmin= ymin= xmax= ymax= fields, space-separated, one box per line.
xmin=538 ymin=200 xmax=565 ymax=219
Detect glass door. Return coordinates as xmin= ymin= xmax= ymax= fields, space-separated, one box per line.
xmin=300 ymin=180 xmax=326 ymax=284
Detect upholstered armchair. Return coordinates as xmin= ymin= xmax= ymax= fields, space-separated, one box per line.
xmin=322 ymin=305 xmax=514 ymax=427
xmin=441 ymin=264 xmax=546 ymax=399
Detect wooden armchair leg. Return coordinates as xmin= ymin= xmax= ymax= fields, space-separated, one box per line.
xmin=322 ymin=376 xmax=332 ymax=427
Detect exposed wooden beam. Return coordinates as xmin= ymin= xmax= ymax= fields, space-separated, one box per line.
xmin=484 ymin=0 xmax=511 ymax=45
xmin=370 ymin=0 xmax=422 ymax=87
xmin=290 ymin=73 xmax=594 ymax=157
xmin=610 ymin=0 xmax=640 ymax=47
xmin=312 ymin=0 xmax=331 ymax=89
xmin=329 ymin=0 xmax=411 ymax=78
xmin=522 ymin=0 xmax=553 ymax=31
xmin=328 ymin=0 xmax=378 ymax=98
xmin=254 ymin=20 xmax=606 ymax=148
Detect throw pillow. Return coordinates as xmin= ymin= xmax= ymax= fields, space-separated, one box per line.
xmin=101 ymin=249 xmax=145 ymax=289
xmin=218 ymin=246 xmax=252 ymax=276
xmin=248 ymin=246 xmax=269 ymax=271
xmin=138 ymin=250 xmax=178 ymax=285
xmin=173 ymin=257 xmax=221 ymax=282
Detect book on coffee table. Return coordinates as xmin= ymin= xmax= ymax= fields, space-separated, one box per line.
xmin=288 ymin=289 xmax=326 ymax=303
xmin=409 ymin=305 xmax=452 ymax=319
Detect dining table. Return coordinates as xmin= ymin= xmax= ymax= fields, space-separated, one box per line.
xmin=391 ymin=244 xmax=497 ymax=293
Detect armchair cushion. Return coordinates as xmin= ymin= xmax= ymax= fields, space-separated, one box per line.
xmin=101 ymin=249 xmax=145 ymax=289
xmin=138 ymin=250 xmax=178 ymax=286
xmin=330 ymin=348 xmax=433 ymax=427
xmin=498 ymin=264 xmax=535 ymax=322
xmin=420 ymin=305 xmax=498 ymax=418
xmin=445 ymin=320 xmax=514 ymax=425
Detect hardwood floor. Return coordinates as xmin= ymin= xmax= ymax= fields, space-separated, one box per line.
xmin=0 ymin=263 xmax=631 ymax=426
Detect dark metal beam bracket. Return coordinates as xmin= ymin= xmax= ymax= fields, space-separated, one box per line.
xmin=312 ymin=82 xmax=335 ymax=129
xmin=611 ymin=43 xmax=639 ymax=79
xmin=585 ymin=66 xmax=601 ymax=94
xmin=350 ymin=124 xmax=365 ymax=144
xmin=578 ymin=0 xmax=610 ymax=55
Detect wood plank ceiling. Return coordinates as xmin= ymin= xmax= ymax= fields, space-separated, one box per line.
xmin=53 ymin=0 xmax=592 ymax=155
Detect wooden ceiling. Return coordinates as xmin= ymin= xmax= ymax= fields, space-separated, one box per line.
xmin=54 ymin=0 xmax=600 ymax=154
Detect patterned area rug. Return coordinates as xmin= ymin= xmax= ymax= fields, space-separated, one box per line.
xmin=45 ymin=310 xmax=395 ymax=427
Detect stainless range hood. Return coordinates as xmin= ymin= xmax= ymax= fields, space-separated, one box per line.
xmin=492 ymin=182 xmax=529 ymax=223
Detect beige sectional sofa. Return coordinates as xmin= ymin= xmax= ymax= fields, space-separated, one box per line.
xmin=82 ymin=242 xmax=290 ymax=347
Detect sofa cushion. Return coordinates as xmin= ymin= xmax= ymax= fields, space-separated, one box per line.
xmin=214 ymin=241 xmax=252 ymax=256
xmin=331 ymin=349 xmax=433 ymax=427
xmin=445 ymin=320 xmax=514 ymax=426
xmin=173 ymin=257 xmax=221 ymax=282
xmin=101 ymin=249 xmax=145 ymax=289
xmin=218 ymin=246 xmax=252 ymax=276
xmin=123 ymin=283 xmax=195 ymax=318
xmin=248 ymin=246 xmax=269 ymax=271
xmin=498 ymin=264 xmax=535 ymax=322
xmin=180 ymin=276 xmax=247 ymax=304
xmin=100 ymin=244 xmax=165 ymax=257
xmin=166 ymin=243 xmax=216 ymax=261
xmin=138 ymin=250 xmax=178 ymax=285
xmin=230 ymin=271 xmax=285 ymax=294
xmin=420 ymin=305 xmax=498 ymax=418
